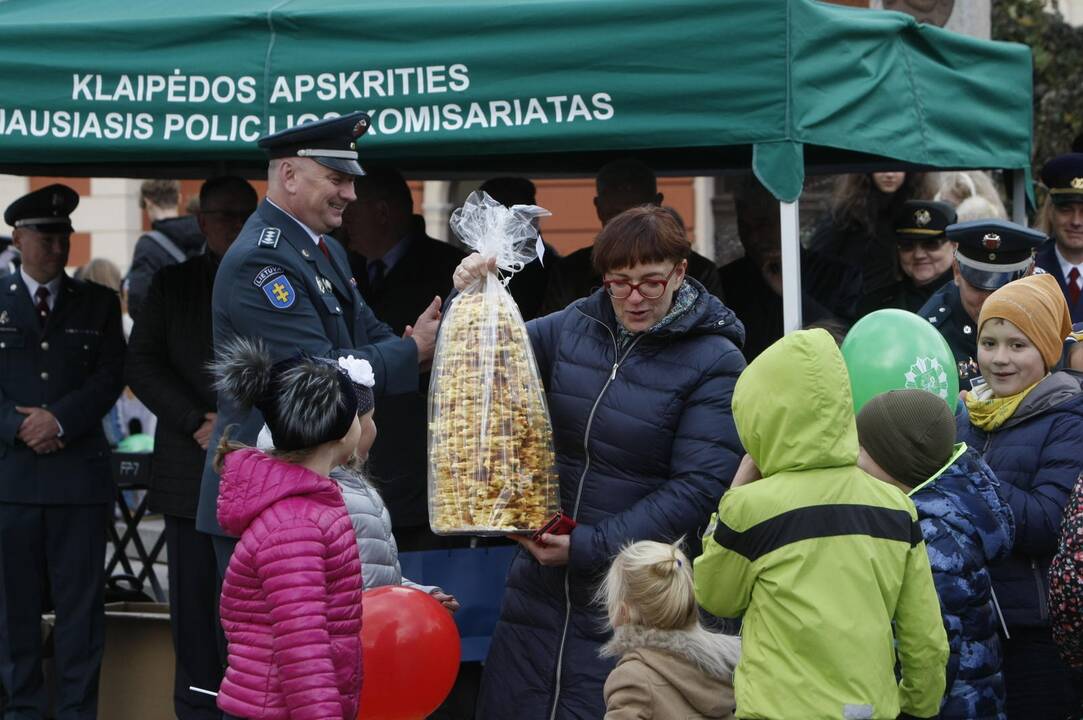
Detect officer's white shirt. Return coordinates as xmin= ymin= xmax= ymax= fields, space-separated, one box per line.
xmin=267 ymin=198 xmax=322 ymax=246
xmin=18 ymin=267 xmax=66 ymax=436
xmin=1055 ymin=245 xmax=1083 ymax=290
xmin=19 ymin=267 xmax=62 ymax=310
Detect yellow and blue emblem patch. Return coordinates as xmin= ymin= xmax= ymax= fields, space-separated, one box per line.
xmin=253 ymin=265 xmax=295 ymax=309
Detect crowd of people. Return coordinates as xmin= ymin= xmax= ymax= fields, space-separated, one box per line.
xmin=0 ymin=107 xmax=1082 ymax=720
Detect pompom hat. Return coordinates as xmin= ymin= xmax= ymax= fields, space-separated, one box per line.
xmin=212 ymin=337 xmax=369 ymax=452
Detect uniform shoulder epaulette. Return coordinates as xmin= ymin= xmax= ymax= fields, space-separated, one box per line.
xmin=257 ymin=228 xmax=281 ymax=249
xmin=925 ymin=295 xmax=950 ymax=326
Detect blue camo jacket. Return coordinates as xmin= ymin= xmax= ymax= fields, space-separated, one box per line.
xmin=911 ymin=446 xmax=1014 ymax=720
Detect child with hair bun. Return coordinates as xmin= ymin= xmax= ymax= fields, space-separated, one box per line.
xmin=211 ymin=337 xmax=365 ymax=720
xmin=599 ymin=540 xmax=740 ymax=720
xmin=255 ymin=355 xmax=460 ymax=611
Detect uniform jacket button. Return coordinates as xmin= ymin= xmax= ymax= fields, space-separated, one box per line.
xmin=40 ymin=371 xmax=49 ymax=380
xmin=40 ymin=341 xmax=49 ymax=351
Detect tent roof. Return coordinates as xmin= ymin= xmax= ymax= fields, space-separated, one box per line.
xmin=0 ymin=0 xmax=1033 ymax=199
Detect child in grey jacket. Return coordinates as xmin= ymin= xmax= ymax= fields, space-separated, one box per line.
xmin=258 ymin=355 xmax=458 ymax=611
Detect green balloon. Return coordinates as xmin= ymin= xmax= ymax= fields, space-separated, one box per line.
xmin=841 ymin=309 xmax=959 ymax=413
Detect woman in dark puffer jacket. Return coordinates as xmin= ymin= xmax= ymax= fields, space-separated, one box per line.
xmin=452 ymin=206 xmax=745 ymax=720
xmin=957 ymin=273 xmax=1083 ymax=718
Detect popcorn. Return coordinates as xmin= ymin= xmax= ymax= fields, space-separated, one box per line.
xmin=428 ymin=196 xmax=558 ymax=535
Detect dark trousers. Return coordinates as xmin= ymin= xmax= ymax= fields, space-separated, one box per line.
xmin=209 ymin=533 xmax=238 ymax=719
xmin=164 ymin=516 xmax=224 ymax=720
xmin=1003 ymin=626 xmax=1082 ymax=719
xmin=210 ymin=534 xmax=237 ymax=585
xmin=0 ymin=503 xmax=107 ymax=720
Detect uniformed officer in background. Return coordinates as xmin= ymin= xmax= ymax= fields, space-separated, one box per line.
xmin=1035 ymin=153 xmax=1083 ymax=322
xmin=197 ymin=112 xmax=441 ymax=574
xmin=856 ymin=199 xmax=958 ymax=317
xmin=0 ymin=184 xmax=125 ymax=718
xmin=919 ymin=219 xmax=1047 ymax=390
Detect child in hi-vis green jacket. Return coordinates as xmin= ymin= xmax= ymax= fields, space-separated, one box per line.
xmin=694 ymin=329 xmax=948 ymax=720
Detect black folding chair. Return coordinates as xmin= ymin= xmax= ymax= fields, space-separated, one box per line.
xmin=105 ymin=453 xmax=166 ymax=603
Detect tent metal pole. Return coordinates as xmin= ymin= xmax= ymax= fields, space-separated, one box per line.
xmin=780 ymin=200 xmax=803 ymax=334
xmin=1013 ymin=170 xmax=1026 ymax=225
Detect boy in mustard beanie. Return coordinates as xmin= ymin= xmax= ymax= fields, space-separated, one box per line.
xmin=958 ymin=272 xmax=1083 ymax=716
xmin=858 ymin=389 xmax=1014 ymax=720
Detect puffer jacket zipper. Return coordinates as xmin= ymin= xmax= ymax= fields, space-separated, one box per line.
xmin=1032 ymin=557 xmax=1049 ymax=622
xmin=979 ymin=429 xmax=1050 ymax=625
xmin=547 ymin=309 xmax=643 ymax=720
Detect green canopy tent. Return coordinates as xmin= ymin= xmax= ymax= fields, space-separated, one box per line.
xmin=0 ymin=0 xmax=1034 ymax=329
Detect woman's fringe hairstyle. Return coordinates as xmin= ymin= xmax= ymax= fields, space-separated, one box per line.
xmin=597 ymin=538 xmax=698 ymax=632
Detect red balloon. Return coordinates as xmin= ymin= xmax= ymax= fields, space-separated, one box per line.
xmin=358 ymin=586 xmax=461 ymax=720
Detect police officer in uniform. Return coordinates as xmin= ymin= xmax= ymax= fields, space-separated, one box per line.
xmin=197 ymin=112 xmax=441 ymax=573
xmin=856 ymin=199 xmax=958 ymax=316
xmin=0 ymin=185 xmax=125 ymax=718
xmin=1035 ymin=153 xmax=1083 ymax=322
xmin=919 ymin=219 xmax=1046 ymax=391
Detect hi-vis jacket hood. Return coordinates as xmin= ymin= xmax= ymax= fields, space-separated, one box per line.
xmin=732 ymin=328 xmax=857 ymax=477
xmin=695 ymin=330 xmax=948 ymax=720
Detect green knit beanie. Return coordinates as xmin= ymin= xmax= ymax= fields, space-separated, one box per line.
xmin=855 ymin=389 xmax=956 ymax=488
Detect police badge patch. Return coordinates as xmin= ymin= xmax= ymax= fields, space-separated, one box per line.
xmin=253 ymin=265 xmax=285 ymax=287
xmin=261 ymin=273 xmax=296 ymax=309
xmin=258 ymin=228 xmax=281 ymax=248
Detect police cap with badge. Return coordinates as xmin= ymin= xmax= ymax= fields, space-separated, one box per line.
xmin=895 ymin=200 xmax=957 ymax=248
xmin=4 ymin=184 xmax=79 ymax=233
xmin=258 ymin=111 xmax=371 ymax=176
xmin=1040 ymin=153 xmax=1083 ymax=207
xmin=949 ymin=219 xmax=1046 ymax=291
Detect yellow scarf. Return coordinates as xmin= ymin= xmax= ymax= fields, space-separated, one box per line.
xmin=965 ymin=381 xmax=1041 ymax=432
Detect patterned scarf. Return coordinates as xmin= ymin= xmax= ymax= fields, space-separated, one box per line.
xmin=965 ymin=380 xmax=1042 ymax=432
xmin=616 ymin=281 xmax=700 ymax=352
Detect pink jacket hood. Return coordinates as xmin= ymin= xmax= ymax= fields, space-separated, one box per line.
xmin=214 ymin=447 xmax=363 ymax=720
xmin=217 ymin=448 xmax=343 ymax=535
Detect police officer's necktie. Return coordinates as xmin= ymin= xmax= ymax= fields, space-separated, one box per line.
xmin=368 ymin=259 xmax=386 ymax=296
xmin=317 ymin=236 xmax=331 ymax=261
xmin=1070 ymin=267 xmax=1081 ymax=307
xmin=35 ymin=286 xmax=50 ymax=327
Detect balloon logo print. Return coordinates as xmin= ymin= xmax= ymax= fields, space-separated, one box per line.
xmin=904 ymin=357 xmax=948 ymax=399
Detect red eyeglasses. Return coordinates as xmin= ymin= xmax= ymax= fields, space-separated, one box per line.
xmin=603 ymin=264 xmax=679 ymax=300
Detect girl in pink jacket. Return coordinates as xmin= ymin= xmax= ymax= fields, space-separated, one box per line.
xmin=211 ymin=338 xmax=367 ymax=720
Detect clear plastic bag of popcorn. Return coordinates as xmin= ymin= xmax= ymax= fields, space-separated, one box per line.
xmin=428 ymin=191 xmax=558 ymax=535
